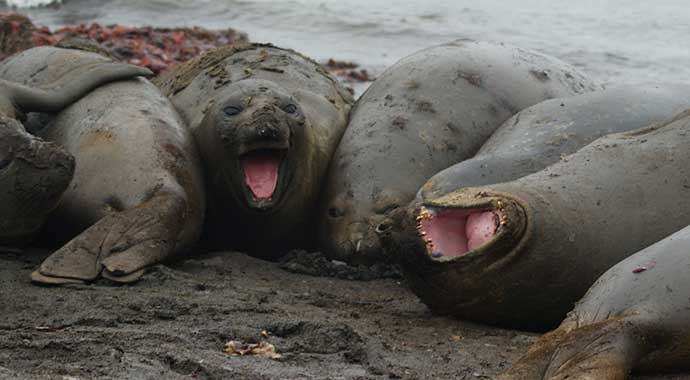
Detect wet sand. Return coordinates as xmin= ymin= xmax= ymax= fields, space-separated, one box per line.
xmin=1 ymin=250 xmax=685 ymax=380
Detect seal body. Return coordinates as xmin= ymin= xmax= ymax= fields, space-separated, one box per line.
xmin=156 ymin=43 xmax=352 ymax=258
xmin=380 ymin=109 xmax=690 ymax=329
xmin=499 ymin=223 xmax=690 ymax=380
xmin=0 ymin=116 xmax=73 ymax=245
xmin=318 ymin=39 xmax=600 ymax=264
xmin=0 ymin=46 xmax=204 ymax=284
xmin=419 ymin=84 xmax=690 ymax=200
xmin=0 ymin=46 xmax=149 ymax=246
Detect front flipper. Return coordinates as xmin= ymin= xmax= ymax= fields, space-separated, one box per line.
xmin=31 ymin=192 xmax=185 ymax=285
xmin=0 ymin=61 xmax=152 ymax=116
xmin=498 ymin=317 xmax=651 ymax=380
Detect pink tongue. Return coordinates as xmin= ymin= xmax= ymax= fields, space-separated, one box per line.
xmin=466 ymin=211 xmax=499 ymax=251
xmin=241 ymin=152 xmax=281 ymax=200
xmin=419 ymin=208 xmax=499 ymax=258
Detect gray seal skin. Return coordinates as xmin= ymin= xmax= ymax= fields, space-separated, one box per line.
xmin=0 ymin=55 xmax=150 ymax=245
xmin=418 ymin=84 xmax=690 ymax=200
xmin=498 ymin=224 xmax=690 ymax=380
xmin=318 ymin=39 xmax=601 ymax=265
xmin=155 ymin=43 xmax=352 ymax=258
xmin=0 ymin=45 xmax=204 ymax=284
xmin=379 ymin=109 xmax=690 ymax=330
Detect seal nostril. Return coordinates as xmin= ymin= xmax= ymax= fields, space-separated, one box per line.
xmin=376 ymin=222 xmax=391 ymax=233
xmin=328 ymin=207 xmax=344 ymax=218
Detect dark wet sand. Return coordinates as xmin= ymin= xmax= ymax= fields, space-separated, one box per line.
xmin=1 ymin=250 xmax=686 ymax=380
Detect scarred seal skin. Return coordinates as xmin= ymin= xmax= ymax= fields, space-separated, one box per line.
xmin=0 ymin=44 xmax=204 ymax=284
xmin=498 ymin=223 xmax=690 ymax=380
xmin=379 ymin=109 xmax=690 ymax=330
xmin=1 ymin=45 xmax=150 ymax=246
xmin=155 ymin=43 xmax=353 ymax=258
xmin=318 ymin=39 xmax=601 ymax=265
xmin=419 ymin=84 xmax=690 ymax=201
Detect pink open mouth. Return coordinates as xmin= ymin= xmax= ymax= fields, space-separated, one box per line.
xmin=240 ymin=149 xmax=283 ymax=201
xmin=417 ymin=206 xmax=503 ymax=258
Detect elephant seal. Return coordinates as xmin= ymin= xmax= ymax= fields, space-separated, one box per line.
xmin=1 ymin=55 xmax=151 ymax=245
xmin=0 ymin=45 xmax=204 ymax=284
xmin=379 ymin=109 xmax=690 ymax=330
xmin=419 ymin=84 xmax=690 ymax=200
xmin=0 ymin=117 xmax=73 ymax=246
xmin=499 ymin=223 xmax=690 ymax=380
xmin=318 ymin=39 xmax=600 ymax=265
xmin=155 ymin=43 xmax=352 ymax=258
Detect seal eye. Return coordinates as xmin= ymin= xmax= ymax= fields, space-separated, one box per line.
xmin=283 ymin=104 xmax=298 ymax=114
xmin=0 ymin=153 xmax=11 ymax=170
xmin=224 ymin=106 xmax=243 ymax=116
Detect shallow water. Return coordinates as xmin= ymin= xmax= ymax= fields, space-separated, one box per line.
xmin=4 ymin=0 xmax=690 ymax=86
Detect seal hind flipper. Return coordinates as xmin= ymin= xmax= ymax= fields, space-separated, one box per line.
xmin=34 ymin=192 xmax=186 ymax=284
xmin=499 ymin=318 xmax=648 ymax=380
xmin=30 ymin=270 xmax=85 ymax=285
xmin=0 ymin=62 xmax=152 ymax=114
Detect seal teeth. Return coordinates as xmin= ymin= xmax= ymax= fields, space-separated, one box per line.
xmin=418 ymin=208 xmax=434 ymax=221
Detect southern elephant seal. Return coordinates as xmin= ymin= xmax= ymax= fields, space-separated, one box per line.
xmin=379 ymin=109 xmax=690 ymax=330
xmin=318 ymin=39 xmax=600 ymax=265
xmin=0 ymin=45 xmax=204 ymax=284
xmin=1 ymin=55 xmax=151 ymax=245
xmin=419 ymin=84 xmax=690 ymax=200
xmin=155 ymin=43 xmax=353 ymax=258
xmin=499 ymin=223 xmax=690 ymax=380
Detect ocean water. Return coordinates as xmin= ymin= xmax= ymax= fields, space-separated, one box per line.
xmin=3 ymin=0 xmax=690 ymax=87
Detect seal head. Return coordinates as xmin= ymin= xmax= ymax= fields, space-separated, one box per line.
xmin=197 ymin=79 xmax=306 ymax=212
xmin=378 ymin=187 xmax=537 ymax=328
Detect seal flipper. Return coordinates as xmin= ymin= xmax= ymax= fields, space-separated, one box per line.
xmin=0 ymin=61 xmax=152 ymax=115
xmin=498 ymin=317 xmax=650 ymax=380
xmin=34 ymin=192 xmax=186 ymax=285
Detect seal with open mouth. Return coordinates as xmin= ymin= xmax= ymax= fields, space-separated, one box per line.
xmin=156 ymin=43 xmax=353 ymax=258
xmin=499 ymin=223 xmax=690 ymax=380
xmin=0 ymin=43 xmax=204 ymax=284
xmin=379 ymin=109 xmax=690 ymax=330
xmin=318 ymin=39 xmax=600 ymax=265
xmin=1 ymin=46 xmax=150 ymax=246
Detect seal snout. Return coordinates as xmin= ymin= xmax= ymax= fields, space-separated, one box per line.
xmin=236 ymin=112 xmax=293 ymax=206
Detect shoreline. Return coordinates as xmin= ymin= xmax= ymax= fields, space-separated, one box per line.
xmin=0 ymin=12 xmax=374 ymax=95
